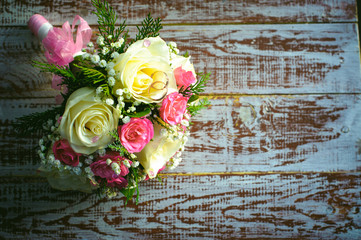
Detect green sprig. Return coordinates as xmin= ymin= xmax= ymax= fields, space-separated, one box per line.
xmin=32 ymin=61 xmax=75 ymax=82
xmin=179 ymin=72 xmax=210 ymax=97
xmin=131 ymin=13 xmax=163 ymax=44
xmin=108 ymin=130 xmax=128 ymax=156
xmin=92 ymin=0 xmax=127 ymax=42
xmin=187 ymin=98 xmax=210 ymax=116
xmin=14 ymin=107 xmax=63 ymax=135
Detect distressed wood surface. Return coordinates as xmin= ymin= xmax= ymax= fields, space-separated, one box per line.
xmin=2 ymin=95 xmax=361 ymax=175
xmin=1 ymin=174 xmax=360 ymax=239
xmin=1 ymin=0 xmax=356 ymax=26
xmin=1 ymin=0 xmax=361 ymax=238
xmin=1 ymin=24 xmax=360 ymax=98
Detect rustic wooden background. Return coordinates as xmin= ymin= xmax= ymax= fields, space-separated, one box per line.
xmin=1 ymin=0 xmax=361 ymax=239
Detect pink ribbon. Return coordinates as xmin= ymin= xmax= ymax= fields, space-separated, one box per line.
xmin=29 ymin=14 xmax=92 ymax=66
xmin=28 ymin=14 xmax=92 ymax=104
xmin=42 ymin=15 xmax=92 ymax=66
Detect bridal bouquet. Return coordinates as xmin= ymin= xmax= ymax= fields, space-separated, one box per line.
xmin=17 ymin=0 xmax=209 ymax=204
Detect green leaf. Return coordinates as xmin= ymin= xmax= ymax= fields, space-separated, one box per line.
xmin=188 ymin=94 xmax=199 ymax=103
xmin=125 ymin=107 xmax=151 ymax=118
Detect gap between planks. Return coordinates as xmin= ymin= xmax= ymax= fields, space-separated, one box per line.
xmin=3 ymin=171 xmax=361 ymax=180
xmin=1 ymin=93 xmax=361 ymax=101
xmin=2 ymin=22 xmax=359 ymax=29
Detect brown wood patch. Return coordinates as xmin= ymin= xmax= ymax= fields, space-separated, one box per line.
xmin=0 ymin=24 xmax=360 ymax=98
xmin=1 ymin=0 xmax=356 ymax=26
xmin=0 ymin=174 xmax=360 ymax=239
xmin=1 ymin=95 xmax=361 ymax=175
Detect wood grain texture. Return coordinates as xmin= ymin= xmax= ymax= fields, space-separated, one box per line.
xmin=2 ymin=95 xmax=361 ymax=175
xmin=0 ymin=23 xmax=360 ymax=98
xmin=1 ymin=174 xmax=360 ymax=239
xmin=1 ymin=0 xmax=356 ymax=26
xmin=1 ymin=0 xmax=361 ymax=238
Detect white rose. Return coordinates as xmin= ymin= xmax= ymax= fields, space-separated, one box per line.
xmin=113 ymin=36 xmax=177 ymax=103
xmin=135 ymin=122 xmax=183 ymax=178
xmin=59 ymin=87 xmax=120 ymax=154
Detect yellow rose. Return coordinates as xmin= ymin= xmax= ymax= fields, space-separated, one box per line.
xmin=113 ymin=36 xmax=177 ymax=103
xmin=135 ymin=122 xmax=183 ymax=178
xmin=59 ymin=87 xmax=119 ymax=155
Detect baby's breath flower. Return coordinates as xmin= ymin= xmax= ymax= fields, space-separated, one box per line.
xmin=133 ymin=101 xmax=141 ymax=106
xmin=99 ymin=60 xmax=107 ymax=68
xmin=87 ymin=42 xmax=94 ymax=48
xmin=102 ymin=47 xmax=110 ymax=55
xmin=168 ymin=41 xmax=177 ymax=48
xmin=96 ymin=86 xmax=103 ymax=95
xmin=123 ymin=88 xmax=129 ymax=94
xmin=107 ymin=35 xmax=113 ymax=40
xmin=111 ymin=52 xmax=119 ymax=59
xmin=54 ymin=160 xmax=61 ymax=167
xmin=106 ymin=62 xmax=115 ymax=70
xmin=82 ymin=52 xmax=91 ymax=60
xmin=97 ymin=36 xmax=104 ymax=46
xmin=113 ymin=41 xmax=122 ymax=48
xmin=111 ymin=162 xmax=121 ymax=175
xmin=106 ymin=98 xmax=114 ymax=106
xmin=73 ymin=167 xmax=82 ymax=175
xmin=116 ymin=89 xmax=124 ymax=96
xmin=160 ymin=128 xmax=168 ymax=137
xmin=49 ymin=154 xmax=55 ymax=161
xmin=122 ymin=116 xmax=131 ymax=124
xmin=118 ymin=96 xmax=124 ymax=102
xmin=84 ymin=158 xmax=92 ymax=165
xmin=131 ymin=161 xmax=139 ymax=168
xmin=91 ymin=54 xmax=100 ymax=64
xmin=106 ymin=158 xmax=112 ymax=165
xmin=108 ymin=77 xmax=115 ymax=86
xmin=130 ymin=153 xmax=137 ymax=159
xmin=98 ymin=148 xmax=106 ymax=157
xmin=181 ymin=119 xmax=189 ymax=127
xmin=85 ymin=167 xmax=93 ymax=176
xmin=123 ymin=159 xmax=131 ymax=168
xmin=128 ymin=106 xmax=136 ymax=112
xmin=108 ymin=69 xmax=115 ymax=76
xmin=118 ymin=38 xmax=124 ymax=45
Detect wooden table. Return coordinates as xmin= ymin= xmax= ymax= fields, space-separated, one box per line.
xmin=1 ymin=0 xmax=361 ymax=239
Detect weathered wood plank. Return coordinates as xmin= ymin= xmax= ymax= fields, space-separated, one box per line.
xmin=1 ymin=0 xmax=356 ymax=26
xmin=0 ymin=173 xmax=360 ymax=239
xmin=1 ymin=95 xmax=361 ymax=175
xmin=1 ymin=24 xmax=360 ymax=98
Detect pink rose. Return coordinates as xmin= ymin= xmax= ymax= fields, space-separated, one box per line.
xmin=90 ymin=153 xmax=131 ymax=179
xmin=119 ymin=118 xmax=154 ymax=153
xmin=107 ymin=177 xmax=128 ymax=189
xmin=52 ymin=139 xmax=81 ymax=167
xmin=90 ymin=152 xmax=131 ymax=189
xmin=174 ymin=66 xmax=196 ymax=89
xmin=160 ymin=92 xmax=188 ymax=125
